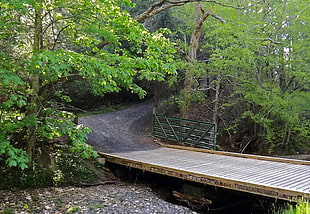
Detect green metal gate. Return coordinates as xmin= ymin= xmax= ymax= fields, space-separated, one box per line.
xmin=152 ymin=114 xmax=217 ymax=150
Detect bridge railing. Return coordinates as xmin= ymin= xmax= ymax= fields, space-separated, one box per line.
xmin=152 ymin=114 xmax=217 ymax=150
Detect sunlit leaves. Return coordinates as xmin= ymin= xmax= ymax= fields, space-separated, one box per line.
xmin=0 ymin=137 xmax=29 ymax=170
xmin=0 ymin=54 xmax=25 ymax=86
xmin=168 ymin=0 xmax=309 ymax=153
xmin=0 ymin=0 xmax=178 ymax=170
xmin=240 ymin=82 xmax=310 ymax=151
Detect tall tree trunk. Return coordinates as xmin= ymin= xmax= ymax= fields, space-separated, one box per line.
xmin=27 ymin=5 xmax=43 ymax=163
xmin=153 ymin=81 xmax=160 ymax=114
xmin=181 ymin=3 xmax=213 ymax=118
xmin=212 ymin=74 xmax=221 ymax=124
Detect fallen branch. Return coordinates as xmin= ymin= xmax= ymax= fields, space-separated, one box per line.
xmin=76 ymin=180 xmax=117 ymax=187
xmin=173 ymin=190 xmax=212 ymax=205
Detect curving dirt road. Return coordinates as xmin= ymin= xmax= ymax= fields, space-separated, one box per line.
xmin=78 ymin=102 xmax=159 ymax=153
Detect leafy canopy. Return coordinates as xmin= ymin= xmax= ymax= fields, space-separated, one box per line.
xmin=0 ymin=0 xmax=177 ymax=169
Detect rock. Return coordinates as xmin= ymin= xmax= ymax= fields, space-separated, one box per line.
xmin=44 ymin=205 xmax=51 ymax=210
xmin=0 ymin=183 xmax=195 ymax=214
xmin=98 ymin=158 xmax=106 ymax=165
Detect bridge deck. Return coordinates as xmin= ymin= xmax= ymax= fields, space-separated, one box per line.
xmin=102 ymin=145 xmax=310 ymax=202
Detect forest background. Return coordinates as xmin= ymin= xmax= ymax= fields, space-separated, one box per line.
xmin=0 ymin=0 xmax=309 ymax=187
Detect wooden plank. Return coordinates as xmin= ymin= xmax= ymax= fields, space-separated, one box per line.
xmin=238 ymin=165 xmax=304 ymax=183
xmin=110 ymin=148 xmax=308 ymax=183
xmin=102 ymin=148 xmax=310 ymax=202
xmin=160 ymin=144 xmax=310 ymax=165
xmin=282 ymin=178 xmax=310 ymax=189
xmin=193 ymin=157 xmax=307 ymax=184
xmin=252 ymin=167 xmax=309 ymax=185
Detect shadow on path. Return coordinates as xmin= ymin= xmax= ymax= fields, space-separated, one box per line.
xmin=79 ymin=102 xmax=159 ymax=153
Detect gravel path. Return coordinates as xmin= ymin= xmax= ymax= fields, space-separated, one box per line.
xmin=0 ymin=183 xmax=196 ymax=214
xmin=78 ymin=102 xmax=159 ymax=153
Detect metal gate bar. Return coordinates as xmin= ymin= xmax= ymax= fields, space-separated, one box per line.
xmin=152 ymin=114 xmax=217 ymax=150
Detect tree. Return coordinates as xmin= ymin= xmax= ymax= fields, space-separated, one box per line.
xmin=233 ymin=0 xmax=310 ymax=153
xmin=0 ymin=0 xmax=177 ymax=168
xmin=166 ymin=0 xmax=309 ymax=153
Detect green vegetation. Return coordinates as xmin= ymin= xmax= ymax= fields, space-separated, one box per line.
xmin=67 ymin=206 xmax=79 ymax=214
xmin=2 ymin=208 xmax=15 ymax=214
xmin=0 ymin=145 xmax=101 ymax=188
xmin=164 ymin=0 xmax=310 ymax=154
xmin=0 ymin=0 xmax=176 ymax=188
xmin=276 ymin=200 xmax=310 ymax=214
xmin=0 ymin=0 xmax=309 ymax=189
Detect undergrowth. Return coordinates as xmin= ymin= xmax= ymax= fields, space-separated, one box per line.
xmin=275 ymin=200 xmax=310 ymax=214
xmin=0 ymin=148 xmax=101 ymax=189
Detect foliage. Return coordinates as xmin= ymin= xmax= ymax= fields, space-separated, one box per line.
xmin=0 ymin=53 xmax=30 ymax=169
xmin=2 ymin=208 xmax=15 ymax=214
xmin=0 ymin=146 xmax=101 ymax=189
xmin=0 ymin=138 xmax=29 ymax=170
xmin=276 ymin=200 xmax=310 ymax=214
xmin=231 ymin=0 xmax=310 ymax=153
xmin=239 ymin=84 xmax=310 ymax=153
xmin=0 ymin=0 xmax=309 ymax=181
xmin=168 ymin=0 xmax=310 ymax=153
xmin=52 ymin=150 xmax=100 ymax=186
xmin=0 ymin=0 xmax=177 ymax=172
xmin=67 ymin=206 xmax=79 ymax=214
xmin=0 ymin=163 xmax=53 ymax=189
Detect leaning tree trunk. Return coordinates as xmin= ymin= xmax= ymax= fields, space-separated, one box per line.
xmin=212 ymin=74 xmax=221 ymax=124
xmin=181 ymin=3 xmax=213 ymax=118
xmin=27 ymin=5 xmax=43 ymax=163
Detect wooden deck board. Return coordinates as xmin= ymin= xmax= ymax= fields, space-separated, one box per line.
xmin=244 ymin=167 xmax=304 ymax=183
xmin=103 ymin=147 xmax=310 ymax=201
xmin=268 ymin=173 xmax=310 ymax=186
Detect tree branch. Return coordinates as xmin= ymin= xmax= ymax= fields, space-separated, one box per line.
xmin=51 ymin=25 xmax=70 ymax=50
xmin=188 ymin=4 xmax=213 ymax=60
xmin=42 ymin=16 xmax=73 ymax=35
xmin=135 ymin=0 xmax=186 ymax=22
xmin=264 ymin=37 xmax=282 ymax=44
xmin=75 ymin=181 xmax=117 ymax=187
xmin=211 ymin=14 xmax=226 ymax=23
xmin=135 ymin=0 xmax=241 ymax=23
xmin=253 ymin=37 xmax=282 ymax=45
xmin=95 ymin=0 xmax=229 ymax=52
xmin=176 ymin=47 xmax=192 ymax=61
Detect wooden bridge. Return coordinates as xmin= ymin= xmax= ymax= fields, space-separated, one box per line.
xmin=101 ymin=144 xmax=310 ymax=202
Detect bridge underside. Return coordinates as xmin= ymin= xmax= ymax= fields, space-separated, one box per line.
xmin=101 ymin=145 xmax=310 ymax=202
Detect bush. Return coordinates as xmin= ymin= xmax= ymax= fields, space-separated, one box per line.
xmin=0 ymin=147 xmax=101 ymax=189
xmin=276 ymin=200 xmax=310 ymax=214
xmin=0 ymin=163 xmax=54 ymax=189
xmin=53 ymin=150 xmax=100 ymax=186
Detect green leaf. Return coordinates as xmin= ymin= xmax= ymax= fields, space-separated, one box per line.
xmin=8 ymin=159 xmax=17 ymax=167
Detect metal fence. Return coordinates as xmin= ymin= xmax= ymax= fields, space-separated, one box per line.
xmin=152 ymin=114 xmax=217 ymax=150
